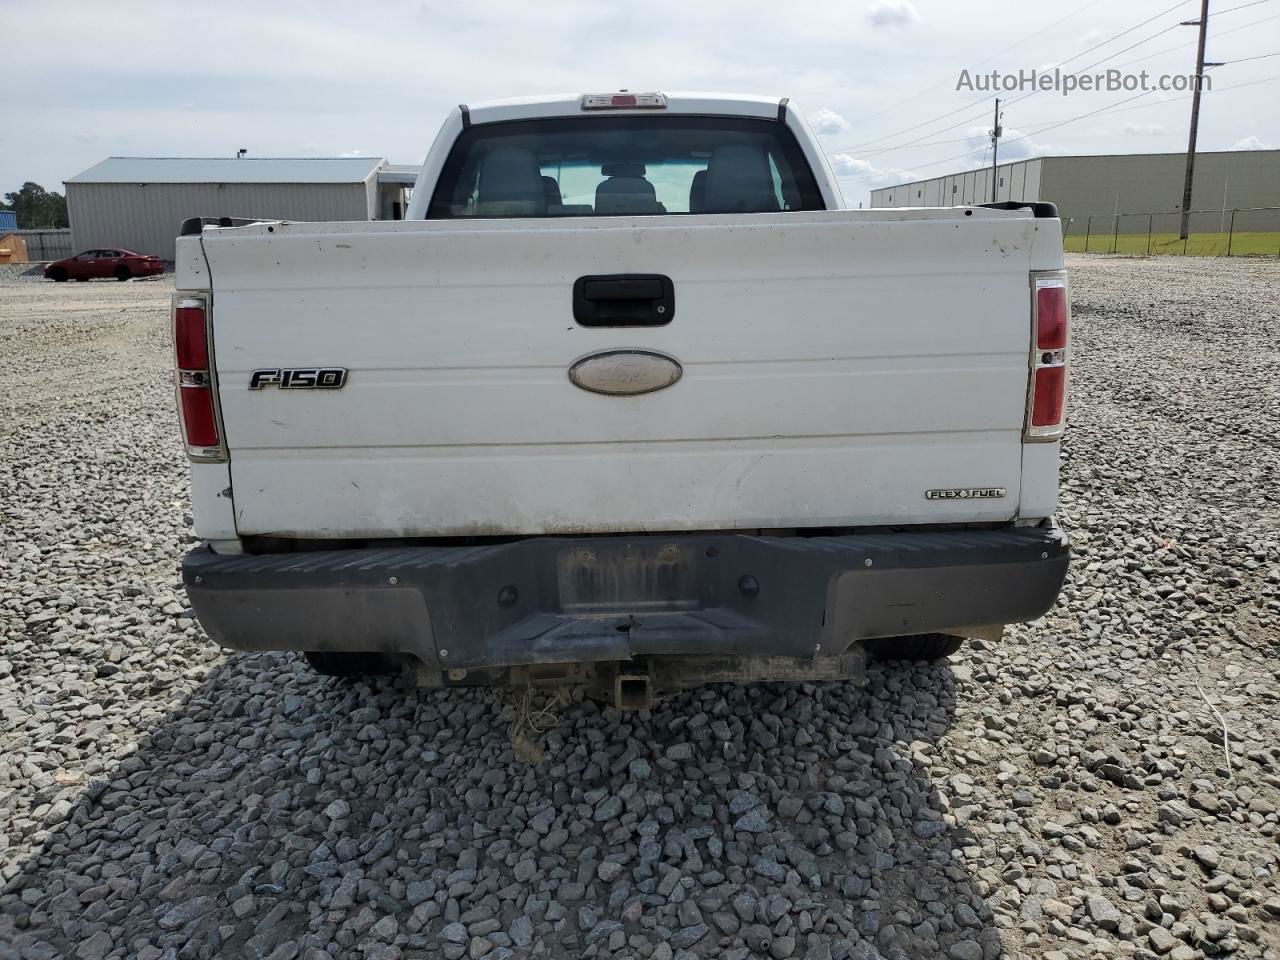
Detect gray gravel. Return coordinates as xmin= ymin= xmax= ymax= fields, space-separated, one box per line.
xmin=2 ymin=255 xmax=1279 ymax=960
xmin=0 ymin=263 xmax=48 ymax=283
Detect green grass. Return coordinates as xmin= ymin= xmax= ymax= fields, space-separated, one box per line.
xmin=1063 ymin=230 xmax=1280 ymax=257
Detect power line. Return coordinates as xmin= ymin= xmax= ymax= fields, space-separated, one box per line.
xmin=837 ymin=96 xmax=1151 ymax=181
xmin=849 ymin=5 xmax=1276 ymax=166
xmin=846 ymin=52 xmax=1251 ymax=160
xmin=1217 ymin=50 xmax=1280 ymax=62
xmin=987 ymin=15 xmax=1202 ymax=119
xmin=837 ymin=0 xmax=1202 ymax=159
xmin=1034 ymin=71 xmax=1274 ymax=124
xmin=1069 ymin=21 xmax=1186 ymax=76
xmin=1027 ymin=69 xmax=1280 ymax=125
xmin=1207 ymin=70 xmax=1280 ymax=88
xmin=1212 ymin=0 xmax=1273 ymax=14
xmin=1046 ymin=70 xmax=1280 ymax=123
xmin=833 ymin=0 xmax=1199 ymax=153
xmin=1051 ymin=0 xmax=1197 ymax=70
xmin=1108 ymin=10 xmax=1280 ymax=68
xmin=833 ymin=0 xmax=1278 ymax=180
xmin=849 ymin=15 xmax=1186 ymax=164
xmin=841 ymin=0 xmax=1111 ymax=130
xmin=833 ymin=71 xmax=1277 ymax=183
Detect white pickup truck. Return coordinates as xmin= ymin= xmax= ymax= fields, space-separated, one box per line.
xmin=174 ymin=91 xmax=1070 ymax=707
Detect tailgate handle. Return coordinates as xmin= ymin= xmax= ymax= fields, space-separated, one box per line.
xmin=574 ymin=274 xmax=674 ymax=327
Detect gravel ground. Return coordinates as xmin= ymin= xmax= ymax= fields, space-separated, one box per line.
xmin=0 ymin=265 xmax=48 ymax=284
xmin=2 ymin=257 xmax=1278 ymax=960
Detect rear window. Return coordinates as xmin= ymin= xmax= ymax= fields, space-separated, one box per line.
xmin=427 ymin=116 xmax=824 ymax=219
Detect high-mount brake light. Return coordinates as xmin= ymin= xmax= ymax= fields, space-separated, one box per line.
xmin=172 ymin=293 xmax=226 ymax=461
xmin=581 ymin=92 xmax=667 ymax=110
xmin=1024 ymin=272 xmax=1069 ymax=440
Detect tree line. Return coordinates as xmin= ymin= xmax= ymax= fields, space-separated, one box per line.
xmin=1 ymin=183 xmax=70 ymax=229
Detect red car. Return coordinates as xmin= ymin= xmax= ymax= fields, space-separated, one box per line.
xmin=45 ymin=248 xmax=165 ymax=282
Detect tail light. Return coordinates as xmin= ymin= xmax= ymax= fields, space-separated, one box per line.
xmin=1024 ymin=271 xmax=1069 ymax=441
xmin=173 ymin=293 xmax=226 ymax=461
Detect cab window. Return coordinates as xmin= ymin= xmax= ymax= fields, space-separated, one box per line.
xmin=429 ymin=115 xmax=823 ymax=219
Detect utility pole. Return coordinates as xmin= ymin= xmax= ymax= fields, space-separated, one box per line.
xmin=990 ymin=98 xmax=1002 ymax=203
xmin=1179 ymin=0 xmax=1211 ymax=240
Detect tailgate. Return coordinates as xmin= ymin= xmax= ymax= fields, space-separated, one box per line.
xmin=200 ymin=209 xmax=1055 ymax=538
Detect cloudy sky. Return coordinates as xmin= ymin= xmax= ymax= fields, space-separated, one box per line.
xmin=3 ymin=0 xmax=1276 ymax=205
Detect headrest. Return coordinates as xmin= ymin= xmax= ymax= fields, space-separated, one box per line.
xmin=602 ymin=162 xmax=646 ymax=178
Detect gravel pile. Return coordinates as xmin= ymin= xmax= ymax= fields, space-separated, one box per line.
xmin=0 ymin=264 xmax=51 ymax=284
xmin=2 ymin=256 xmax=1278 ymax=960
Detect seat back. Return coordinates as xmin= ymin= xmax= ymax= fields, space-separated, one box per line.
xmin=541 ymin=176 xmax=563 ymax=208
xmin=701 ymin=144 xmax=779 ymax=213
xmin=595 ymin=162 xmax=664 ymax=215
xmin=688 ymin=170 xmax=707 ymax=213
xmin=474 ymin=147 xmax=546 ymax=216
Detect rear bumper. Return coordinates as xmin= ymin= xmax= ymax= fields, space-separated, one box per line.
xmin=182 ymin=523 xmax=1069 ymax=669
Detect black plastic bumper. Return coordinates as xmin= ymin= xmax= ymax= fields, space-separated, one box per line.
xmin=182 ymin=524 xmax=1069 ymax=670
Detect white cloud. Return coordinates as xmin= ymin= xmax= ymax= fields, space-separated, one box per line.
xmin=957 ymin=124 xmax=1055 ymax=161
xmin=1232 ymin=135 xmax=1274 ymax=150
xmin=808 ymin=108 xmax=851 ymax=136
xmin=1123 ymin=123 xmax=1166 ymax=136
xmin=866 ymin=0 xmax=919 ymax=29
xmin=827 ymin=153 xmax=912 ymax=187
xmin=339 ymin=148 xmax=365 ymax=157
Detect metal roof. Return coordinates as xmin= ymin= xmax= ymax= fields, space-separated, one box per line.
xmin=377 ymin=164 xmax=420 ymax=185
xmin=66 ymin=156 xmax=386 ymax=185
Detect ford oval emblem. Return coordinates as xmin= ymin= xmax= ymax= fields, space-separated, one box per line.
xmin=569 ymin=350 xmax=682 ymax=396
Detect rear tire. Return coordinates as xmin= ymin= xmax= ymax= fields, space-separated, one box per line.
xmin=114 ymin=266 xmax=131 ymax=281
xmin=302 ymin=651 xmax=396 ymax=678
xmin=48 ymin=267 xmax=67 ymax=282
xmin=864 ymin=633 xmax=965 ymax=663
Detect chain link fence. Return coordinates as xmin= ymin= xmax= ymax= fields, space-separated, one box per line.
xmin=1062 ymin=207 xmax=1280 ymax=257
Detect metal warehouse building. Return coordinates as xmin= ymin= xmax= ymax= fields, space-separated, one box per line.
xmin=869 ymin=149 xmax=1280 ymax=233
xmin=65 ymin=157 xmax=418 ymax=260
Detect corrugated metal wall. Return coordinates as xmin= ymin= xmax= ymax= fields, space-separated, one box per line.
xmin=869 ymin=159 xmax=1042 ymax=209
xmin=67 ymin=181 xmax=374 ymax=260
xmin=871 ymin=152 xmax=1279 ymax=227
xmin=9 ymin=229 xmax=73 ymax=261
xmin=1040 ymin=151 xmax=1280 ymax=229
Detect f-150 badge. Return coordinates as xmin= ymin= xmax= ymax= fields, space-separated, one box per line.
xmin=925 ymin=487 xmax=1006 ymax=500
xmin=249 ymin=368 xmax=347 ymax=390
